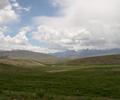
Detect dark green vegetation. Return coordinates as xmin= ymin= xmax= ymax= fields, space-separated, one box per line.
xmin=0 ymin=55 xmax=120 ymax=100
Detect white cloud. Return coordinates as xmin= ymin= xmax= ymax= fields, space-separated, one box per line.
xmin=0 ymin=26 xmax=52 ymax=53
xmin=5 ymin=26 xmax=31 ymax=45
xmin=0 ymin=0 xmax=30 ymax=25
xmin=0 ymin=0 xmax=9 ymax=9
xmin=0 ymin=0 xmax=51 ymax=53
xmin=0 ymin=26 xmax=30 ymax=45
xmin=0 ymin=0 xmax=53 ymax=53
xmin=0 ymin=0 xmax=19 ymax=25
xmin=0 ymin=5 xmax=19 ymax=24
xmin=33 ymin=0 xmax=120 ymax=51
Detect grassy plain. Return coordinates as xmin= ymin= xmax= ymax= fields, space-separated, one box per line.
xmin=0 ymin=63 xmax=120 ymax=100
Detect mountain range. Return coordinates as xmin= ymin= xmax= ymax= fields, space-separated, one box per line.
xmin=52 ymin=48 xmax=120 ymax=58
xmin=0 ymin=49 xmax=120 ymax=64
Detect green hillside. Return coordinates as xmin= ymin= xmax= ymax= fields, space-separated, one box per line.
xmin=0 ymin=54 xmax=120 ymax=100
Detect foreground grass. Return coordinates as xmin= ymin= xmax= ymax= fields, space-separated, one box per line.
xmin=0 ymin=63 xmax=120 ymax=100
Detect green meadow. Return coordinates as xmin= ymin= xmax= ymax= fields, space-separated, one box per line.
xmin=0 ymin=62 xmax=120 ymax=100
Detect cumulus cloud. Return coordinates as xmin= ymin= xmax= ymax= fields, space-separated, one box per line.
xmin=0 ymin=0 xmax=19 ymax=24
xmin=0 ymin=0 xmax=30 ymax=25
xmin=0 ymin=26 xmax=52 ymax=53
xmin=0 ymin=0 xmax=51 ymax=53
xmin=5 ymin=26 xmax=31 ymax=45
xmin=0 ymin=26 xmax=30 ymax=45
xmin=33 ymin=0 xmax=120 ymax=51
xmin=0 ymin=5 xmax=19 ymax=24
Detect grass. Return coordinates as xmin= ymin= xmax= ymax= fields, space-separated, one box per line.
xmin=0 ymin=63 xmax=120 ymax=100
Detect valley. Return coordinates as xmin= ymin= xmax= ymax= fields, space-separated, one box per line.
xmin=0 ymin=53 xmax=120 ymax=100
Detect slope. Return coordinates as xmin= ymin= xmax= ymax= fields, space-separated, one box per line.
xmin=65 ymin=54 xmax=120 ymax=65
xmin=0 ymin=50 xmax=60 ymax=64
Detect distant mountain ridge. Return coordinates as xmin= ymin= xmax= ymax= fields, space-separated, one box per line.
xmin=0 ymin=50 xmax=60 ymax=64
xmin=0 ymin=49 xmax=120 ymax=64
xmin=52 ymin=48 xmax=120 ymax=58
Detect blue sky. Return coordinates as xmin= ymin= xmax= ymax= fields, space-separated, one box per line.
xmin=9 ymin=0 xmax=59 ymax=49
xmin=0 ymin=0 xmax=120 ymax=53
xmin=8 ymin=0 xmax=58 ymax=36
xmin=0 ymin=0 xmax=59 ymax=52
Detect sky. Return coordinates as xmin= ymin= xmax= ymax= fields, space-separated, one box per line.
xmin=0 ymin=0 xmax=120 ymax=53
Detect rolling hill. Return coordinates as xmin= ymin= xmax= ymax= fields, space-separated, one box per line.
xmin=0 ymin=59 xmax=45 ymax=67
xmin=0 ymin=54 xmax=120 ymax=99
xmin=65 ymin=54 xmax=120 ymax=65
xmin=53 ymin=48 xmax=120 ymax=58
xmin=0 ymin=50 xmax=60 ymax=64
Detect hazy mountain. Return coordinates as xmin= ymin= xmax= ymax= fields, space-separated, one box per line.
xmin=52 ymin=49 xmax=120 ymax=58
xmin=0 ymin=50 xmax=60 ymax=64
